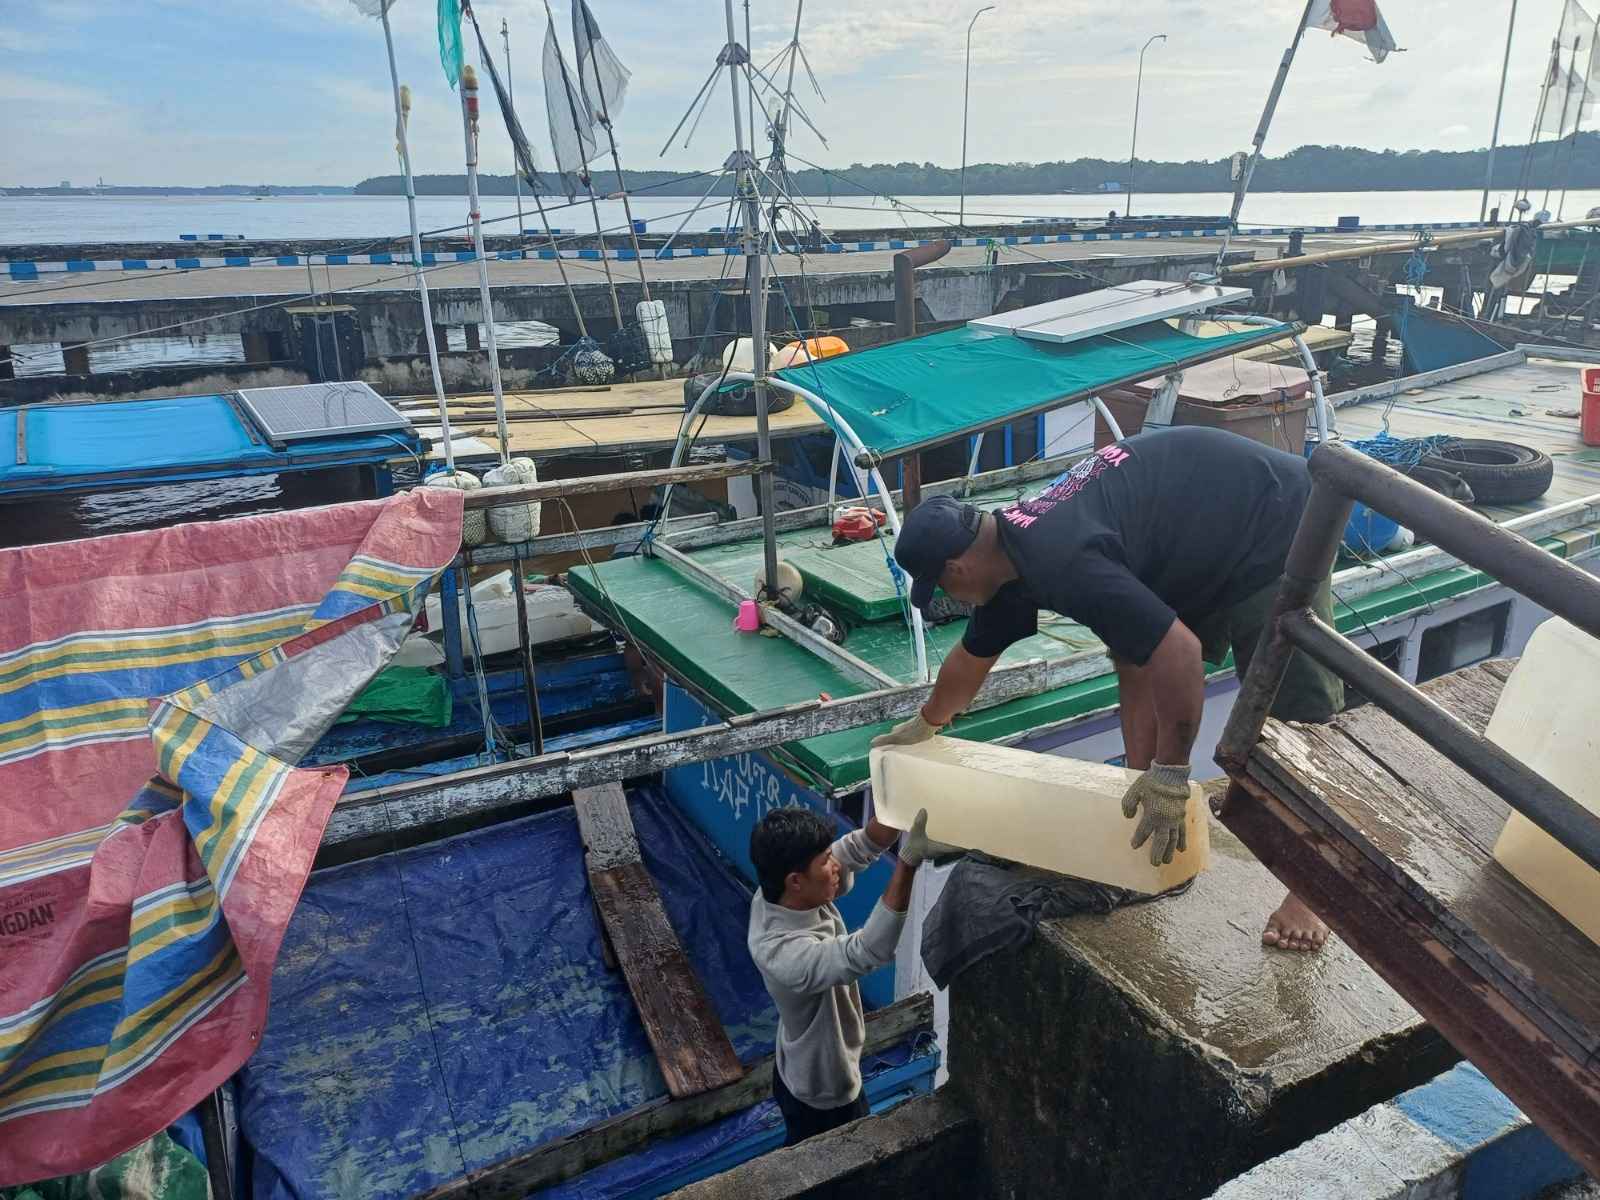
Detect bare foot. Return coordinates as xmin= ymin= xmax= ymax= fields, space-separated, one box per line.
xmin=1262 ymin=892 xmax=1330 ymax=953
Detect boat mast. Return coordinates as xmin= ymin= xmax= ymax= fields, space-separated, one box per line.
xmin=721 ymin=0 xmax=780 ymax=602
xmin=543 ymin=0 xmax=624 ymax=329
xmin=378 ymin=1 xmax=454 ymax=472
xmin=1543 ymin=33 xmax=1584 ymax=213
xmin=1212 ymin=0 xmax=1315 ymax=277
xmin=501 ymin=19 xmax=527 ymax=255
xmin=573 ymin=2 xmax=651 ymax=302
xmin=1482 ymin=0 xmax=1520 ymax=223
xmin=459 ymin=64 xmax=511 ymax=465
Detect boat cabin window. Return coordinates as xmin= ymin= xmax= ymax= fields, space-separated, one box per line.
xmin=1343 ymin=637 xmax=1407 ymax=710
xmin=1416 ymin=602 xmax=1511 ymax=683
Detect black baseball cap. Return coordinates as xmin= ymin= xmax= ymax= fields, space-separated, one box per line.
xmin=894 ymin=495 xmax=982 ymax=610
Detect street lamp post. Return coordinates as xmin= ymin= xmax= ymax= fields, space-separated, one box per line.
xmin=1127 ymin=33 xmax=1167 ymax=218
xmin=960 ymin=5 xmax=995 ymax=228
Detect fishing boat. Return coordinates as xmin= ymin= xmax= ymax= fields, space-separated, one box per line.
xmin=6 ymin=0 xmax=1600 ymax=1196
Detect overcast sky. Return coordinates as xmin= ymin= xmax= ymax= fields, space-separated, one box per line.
xmin=0 ymin=1 xmax=1579 ymax=187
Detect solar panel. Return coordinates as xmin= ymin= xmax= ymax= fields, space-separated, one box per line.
xmin=233 ymin=382 xmax=413 ymax=444
xmin=967 ymin=280 xmax=1254 ymax=346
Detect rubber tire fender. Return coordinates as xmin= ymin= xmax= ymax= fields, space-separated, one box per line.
xmin=1418 ymin=438 xmax=1554 ymax=506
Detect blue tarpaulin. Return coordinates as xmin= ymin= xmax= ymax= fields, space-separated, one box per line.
xmin=237 ymin=787 xmax=931 ymax=1199
xmin=0 ymin=395 xmax=423 ymax=498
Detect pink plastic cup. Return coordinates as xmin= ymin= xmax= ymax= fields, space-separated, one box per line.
xmin=733 ymin=599 xmax=761 ymax=632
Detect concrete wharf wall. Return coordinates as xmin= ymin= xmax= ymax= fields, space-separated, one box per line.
xmin=0 ymin=249 xmax=1222 ymax=389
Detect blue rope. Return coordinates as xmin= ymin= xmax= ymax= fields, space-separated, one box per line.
xmin=1347 ymin=431 xmax=1455 ymax=469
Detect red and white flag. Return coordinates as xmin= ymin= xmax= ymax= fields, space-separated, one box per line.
xmin=1308 ymin=0 xmax=1397 ymax=63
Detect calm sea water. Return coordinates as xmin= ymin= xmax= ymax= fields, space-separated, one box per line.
xmin=6 ymin=188 xmax=1599 ymax=246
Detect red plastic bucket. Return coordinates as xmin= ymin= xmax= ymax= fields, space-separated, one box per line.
xmin=1585 ymin=389 xmax=1600 ymax=448
xmin=1580 ymin=368 xmax=1600 ymax=447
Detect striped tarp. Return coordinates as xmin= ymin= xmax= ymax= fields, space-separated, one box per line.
xmin=0 ymin=488 xmax=464 ymax=1185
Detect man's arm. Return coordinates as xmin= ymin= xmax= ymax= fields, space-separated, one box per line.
xmin=1112 ymin=655 xmax=1158 ymax=770
xmin=1115 ymin=620 xmax=1204 ymax=866
xmin=1143 ymin=619 xmax=1205 ymax=766
xmin=922 ymin=643 xmax=999 ymax=726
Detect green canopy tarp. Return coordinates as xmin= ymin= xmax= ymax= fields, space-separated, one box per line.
xmin=774 ymin=319 xmax=1299 ymax=459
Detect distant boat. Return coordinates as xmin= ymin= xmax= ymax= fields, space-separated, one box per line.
xmin=254 ymin=184 xmax=271 ymax=200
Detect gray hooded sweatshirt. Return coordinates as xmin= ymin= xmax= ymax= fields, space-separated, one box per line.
xmin=747 ymin=828 xmax=904 ymax=1108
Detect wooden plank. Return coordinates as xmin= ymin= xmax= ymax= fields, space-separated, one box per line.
xmin=411 ymin=992 xmax=934 ymax=1200
xmin=1220 ymin=662 xmax=1600 ymax=1179
xmin=571 ymin=781 xmax=641 ymax=871
xmin=590 ymin=861 xmax=743 ymax=1097
xmin=572 ymin=784 xmax=742 ymax=1099
xmin=456 ymin=460 xmax=765 ymax=509
xmin=322 ymin=652 xmax=1101 ymax=849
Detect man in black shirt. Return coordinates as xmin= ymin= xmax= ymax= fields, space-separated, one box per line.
xmin=874 ymin=426 xmax=1344 ymax=952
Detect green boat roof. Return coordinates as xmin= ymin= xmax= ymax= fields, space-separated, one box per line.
xmin=774 ymin=320 xmax=1296 ymax=459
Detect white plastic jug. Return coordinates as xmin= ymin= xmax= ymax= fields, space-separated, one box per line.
xmin=1488 ymin=617 xmax=1600 ymax=945
xmin=871 ymin=737 xmax=1209 ymax=894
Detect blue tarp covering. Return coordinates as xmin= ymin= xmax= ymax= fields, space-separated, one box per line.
xmin=0 ymin=395 xmax=422 ymax=497
xmin=239 ymin=787 xmax=923 ymax=1200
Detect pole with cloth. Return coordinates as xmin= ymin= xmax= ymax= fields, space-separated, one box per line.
xmin=1557 ymin=10 xmax=1600 ymax=218
xmin=542 ymin=0 xmax=625 ymax=330
xmin=1213 ymin=0 xmax=1314 ymax=276
xmin=1213 ymin=0 xmax=1396 ymax=277
xmin=465 ymin=4 xmax=588 ymax=338
xmin=501 ymin=19 xmax=526 ymax=255
xmin=353 ymin=0 xmax=456 ymax=472
xmin=458 ymin=60 xmax=511 ymax=465
xmin=1543 ymin=31 xmax=1586 ymax=213
xmin=572 ymin=0 xmax=651 ymax=301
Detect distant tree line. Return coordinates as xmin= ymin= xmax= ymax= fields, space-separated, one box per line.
xmin=353 ymin=133 xmax=1600 ymax=197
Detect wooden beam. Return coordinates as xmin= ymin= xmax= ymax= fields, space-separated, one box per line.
xmin=573 ymin=783 xmax=744 ymax=1099
xmin=455 ymin=461 xmax=767 ymax=510
xmin=322 ymin=650 xmax=1110 ymax=848
xmin=659 ymin=453 xmax=1073 ymax=552
xmin=1325 ymin=349 xmax=1525 ymax=409
xmin=645 ymin=539 xmax=898 ymax=691
xmin=457 ymin=512 xmax=720 ymax=568
xmin=411 ymin=992 xmax=934 ymax=1200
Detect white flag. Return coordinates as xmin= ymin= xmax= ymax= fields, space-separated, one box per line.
xmin=348 ymin=0 xmax=393 ymax=16
xmin=572 ymin=0 xmax=630 ymax=125
xmin=544 ymin=16 xmax=598 ymax=202
xmin=1307 ymin=0 xmax=1397 ymax=63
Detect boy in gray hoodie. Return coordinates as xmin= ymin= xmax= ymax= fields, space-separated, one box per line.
xmin=747 ymin=806 xmax=933 ymax=1146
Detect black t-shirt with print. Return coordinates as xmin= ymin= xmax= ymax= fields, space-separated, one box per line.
xmin=962 ymin=426 xmax=1312 ymax=666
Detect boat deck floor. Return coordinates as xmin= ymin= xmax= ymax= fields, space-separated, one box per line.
xmin=1220 ymin=659 xmax=1600 ymax=1179
xmin=412 ymin=380 xmax=827 ymax=463
xmin=1337 ymin=355 xmax=1600 ymax=512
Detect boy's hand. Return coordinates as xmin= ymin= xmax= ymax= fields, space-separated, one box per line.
xmin=899 ymin=809 xmax=960 ymax=868
xmin=865 ymin=815 xmax=899 ymax=850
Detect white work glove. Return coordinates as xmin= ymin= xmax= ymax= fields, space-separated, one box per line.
xmin=871 ymin=711 xmax=942 ymax=749
xmin=1121 ymin=762 xmax=1192 ymax=866
xmin=898 ymin=809 xmax=959 ymax=868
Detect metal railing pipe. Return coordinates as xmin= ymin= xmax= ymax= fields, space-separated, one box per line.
xmin=1280 ymin=608 xmax=1600 ymax=873
xmin=1309 ymin=442 xmax=1600 ymax=640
